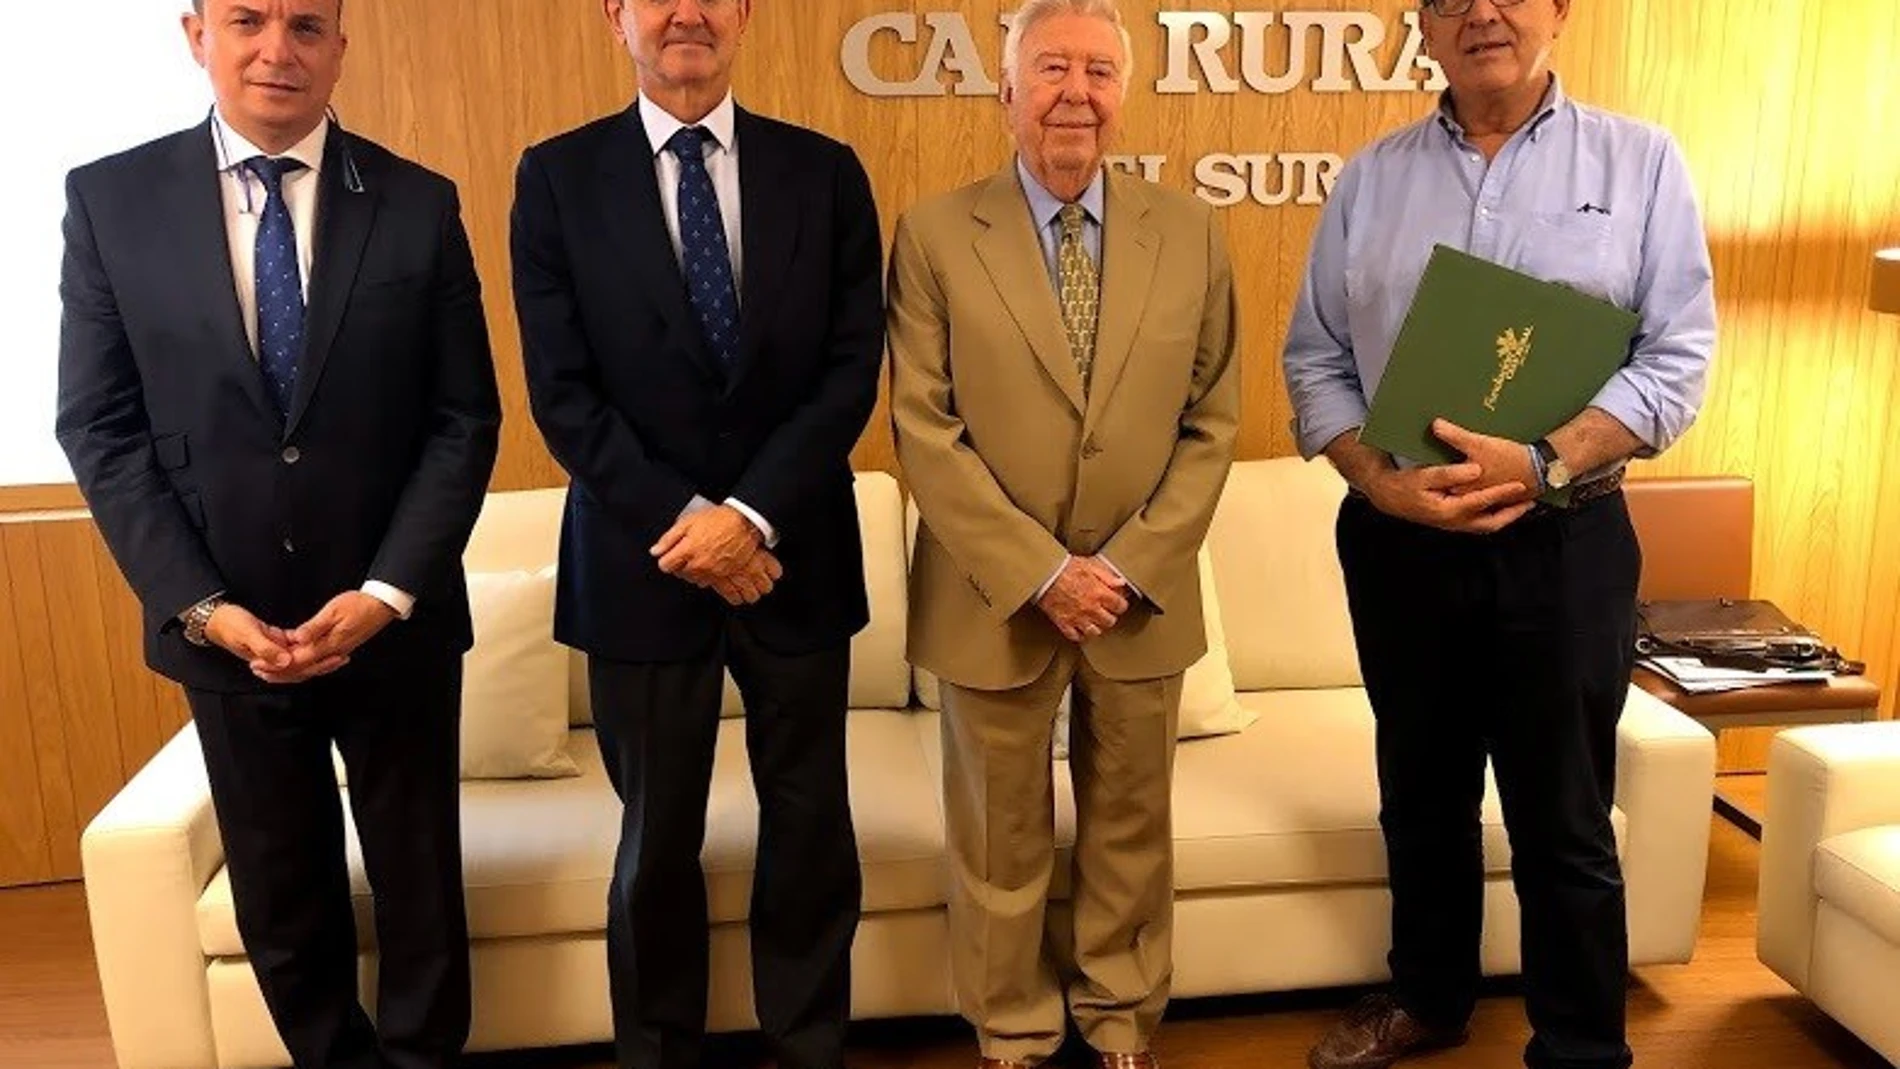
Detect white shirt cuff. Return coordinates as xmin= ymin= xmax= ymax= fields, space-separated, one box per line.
xmin=360 ymin=581 xmax=416 ymax=620
xmin=725 ymin=497 xmax=779 ymax=548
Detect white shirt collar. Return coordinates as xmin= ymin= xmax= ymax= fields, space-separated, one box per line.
xmin=212 ymin=110 xmax=328 ymax=175
xmin=639 ymin=91 xmax=738 ymax=158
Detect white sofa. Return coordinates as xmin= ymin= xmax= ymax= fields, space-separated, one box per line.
xmin=82 ymin=458 xmax=1719 ymax=1069
xmin=1759 ymin=722 xmax=1900 ymax=1064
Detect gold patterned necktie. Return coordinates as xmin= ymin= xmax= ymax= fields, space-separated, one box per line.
xmin=1056 ymin=202 xmax=1100 ymax=393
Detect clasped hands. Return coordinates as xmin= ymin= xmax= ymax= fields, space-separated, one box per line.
xmin=1037 ymin=556 xmax=1131 ymax=644
xmin=204 ymin=591 xmax=398 ymax=685
xmin=1365 ymin=418 xmax=1541 ymax=534
xmin=651 ymin=504 xmax=782 ymax=606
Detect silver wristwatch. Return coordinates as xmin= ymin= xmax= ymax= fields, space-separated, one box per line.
xmin=180 ymin=595 xmax=227 ymax=648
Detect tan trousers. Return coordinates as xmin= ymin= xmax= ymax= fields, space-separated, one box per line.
xmin=940 ymin=645 xmax=1183 ymax=1063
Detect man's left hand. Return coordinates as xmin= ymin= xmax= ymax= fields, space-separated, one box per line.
xmin=652 ymin=505 xmax=763 ymax=585
xmin=1432 ymin=419 xmax=1541 ymax=502
xmin=264 ymin=592 xmax=399 ymax=684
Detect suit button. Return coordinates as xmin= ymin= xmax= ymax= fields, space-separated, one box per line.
xmin=281 ymin=446 xmax=301 ymax=465
xmin=1082 ymin=442 xmax=1102 ymax=459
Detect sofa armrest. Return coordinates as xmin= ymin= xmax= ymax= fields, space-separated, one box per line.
xmin=1758 ymin=722 xmax=1900 ymax=993
xmin=81 ymin=722 xmax=225 ymax=1069
xmin=1615 ymin=684 xmax=1718 ymax=964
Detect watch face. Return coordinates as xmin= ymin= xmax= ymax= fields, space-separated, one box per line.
xmin=1548 ymin=461 xmax=1573 ymax=489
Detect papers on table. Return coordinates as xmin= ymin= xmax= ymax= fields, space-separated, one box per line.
xmin=1638 ymin=656 xmax=1834 ymax=695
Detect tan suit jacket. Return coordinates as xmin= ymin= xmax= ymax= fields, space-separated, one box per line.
xmin=889 ymin=162 xmax=1241 ymax=690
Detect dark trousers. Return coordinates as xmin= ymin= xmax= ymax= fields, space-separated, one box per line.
xmin=187 ymin=656 xmax=470 ymax=1069
xmin=1336 ymin=491 xmax=1640 ymax=1069
xmin=588 ymin=620 xmax=860 ymax=1069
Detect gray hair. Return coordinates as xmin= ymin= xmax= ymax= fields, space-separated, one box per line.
xmin=1001 ymin=0 xmax=1135 ymax=98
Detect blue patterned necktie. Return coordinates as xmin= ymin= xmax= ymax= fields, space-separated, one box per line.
xmin=245 ymin=156 xmax=307 ymax=417
xmin=664 ymin=126 xmax=740 ymax=372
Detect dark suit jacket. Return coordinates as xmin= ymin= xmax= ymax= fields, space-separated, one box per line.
xmin=511 ymin=104 xmax=884 ymax=662
xmin=56 ymin=121 xmax=501 ymax=693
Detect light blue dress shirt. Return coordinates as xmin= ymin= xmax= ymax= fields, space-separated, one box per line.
xmin=1283 ymin=77 xmax=1717 ymax=468
xmin=1018 ymin=156 xmax=1105 ymax=282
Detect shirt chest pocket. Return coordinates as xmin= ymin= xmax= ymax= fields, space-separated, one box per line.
xmin=1515 ymin=211 xmax=1616 ymax=302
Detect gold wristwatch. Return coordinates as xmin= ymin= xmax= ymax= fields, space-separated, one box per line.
xmin=181 ymin=595 xmax=227 ymax=648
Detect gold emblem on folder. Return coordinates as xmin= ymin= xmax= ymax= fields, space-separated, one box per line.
xmin=1483 ymin=326 xmax=1534 ymax=412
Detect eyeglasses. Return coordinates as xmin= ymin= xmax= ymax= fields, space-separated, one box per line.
xmin=635 ymin=0 xmax=736 ymax=9
xmin=1424 ymin=0 xmax=1528 ymax=18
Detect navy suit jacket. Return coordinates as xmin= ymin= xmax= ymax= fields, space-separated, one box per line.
xmin=511 ymin=104 xmax=884 ymax=662
xmin=56 ymin=121 xmax=501 ymax=692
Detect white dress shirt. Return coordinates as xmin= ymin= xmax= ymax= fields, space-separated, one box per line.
xmin=637 ymin=93 xmax=777 ymax=546
xmin=639 ymin=91 xmax=744 ymax=293
xmin=213 ymin=113 xmax=323 ymax=357
xmin=208 ymin=112 xmax=414 ymax=620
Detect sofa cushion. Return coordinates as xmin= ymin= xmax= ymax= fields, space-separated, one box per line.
xmin=914 ymin=690 xmax=1626 ymax=897
xmin=1814 ymin=826 xmax=1900 ymax=948
xmin=457 ymin=567 xmax=580 ymax=780
xmin=334 ymin=567 xmax=579 ymax=785
xmin=459 ymin=474 xmax=912 ymax=729
xmin=1205 ymin=458 xmax=1363 ymax=691
xmin=198 ymin=713 xmax=946 ymax=957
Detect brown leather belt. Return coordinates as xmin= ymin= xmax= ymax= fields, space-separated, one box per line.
xmin=1568 ymin=467 xmax=1626 ymax=507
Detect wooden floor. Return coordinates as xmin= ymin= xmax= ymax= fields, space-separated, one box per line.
xmin=2 ymin=799 xmax=1889 ymax=1069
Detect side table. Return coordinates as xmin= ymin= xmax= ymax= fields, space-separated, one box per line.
xmin=1631 ymin=668 xmax=1881 ymax=836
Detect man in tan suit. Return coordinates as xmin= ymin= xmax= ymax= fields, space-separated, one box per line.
xmin=887 ymin=2 xmax=1239 ymax=1066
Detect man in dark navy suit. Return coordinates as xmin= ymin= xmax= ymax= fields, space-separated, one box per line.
xmin=56 ymin=2 xmax=499 ymax=1066
xmin=510 ymin=2 xmax=883 ymax=1068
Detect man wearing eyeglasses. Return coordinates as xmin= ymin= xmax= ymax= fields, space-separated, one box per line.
xmin=511 ymin=2 xmax=884 ymax=1069
xmin=1283 ymin=2 xmax=1715 ymax=1068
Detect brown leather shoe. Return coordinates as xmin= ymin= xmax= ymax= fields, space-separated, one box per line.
xmin=1095 ymin=1052 xmax=1158 ymax=1069
xmin=1307 ymin=993 xmax=1468 ymax=1069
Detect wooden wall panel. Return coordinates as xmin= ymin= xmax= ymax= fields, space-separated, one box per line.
xmin=3 ymin=525 xmax=86 ymax=880
xmin=0 ymin=537 xmax=54 ymax=885
xmin=2 ymin=0 xmax=1897 ymax=882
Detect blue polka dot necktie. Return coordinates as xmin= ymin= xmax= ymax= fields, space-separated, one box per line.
xmin=664 ymin=127 xmax=740 ymax=372
xmin=245 ymin=156 xmax=307 ymax=417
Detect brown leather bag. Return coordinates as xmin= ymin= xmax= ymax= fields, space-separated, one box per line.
xmin=1635 ymin=598 xmax=1862 ymax=674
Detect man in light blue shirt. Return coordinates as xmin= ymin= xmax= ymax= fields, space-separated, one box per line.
xmin=1285 ymin=3 xmax=1714 ymax=1069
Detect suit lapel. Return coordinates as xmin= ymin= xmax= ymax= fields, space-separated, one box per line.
xmin=167 ymin=124 xmax=275 ymax=421
xmin=1083 ymin=173 xmax=1159 ymax=434
xmin=601 ymin=105 xmax=721 ymax=380
xmin=971 ymin=167 xmax=1086 ymax=417
xmin=732 ymin=107 xmax=798 ymax=391
xmin=286 ymin=124 xmax=377 ymax=437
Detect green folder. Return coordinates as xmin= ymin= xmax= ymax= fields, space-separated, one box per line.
xmin=1359 ymin=245 xmax=1640 ymax=503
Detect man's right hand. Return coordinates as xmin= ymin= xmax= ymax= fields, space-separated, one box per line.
xmin=1363 ymin=462 xmax=1535 ymax=534
xmin=1037 ymin=557 xmax=1130 ymax=643
xmin=707 ymin=549 xmax=784 ymax=606
xmin=203 ymin=604 xmax=298 ymax=677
